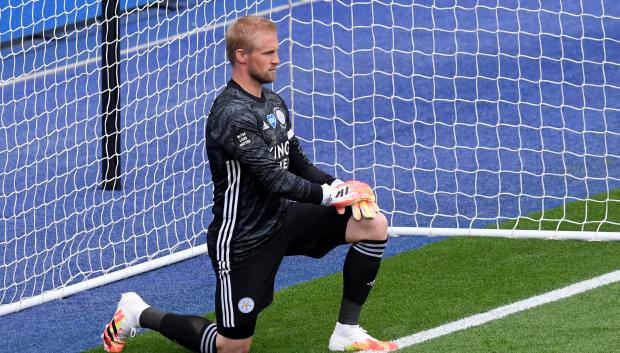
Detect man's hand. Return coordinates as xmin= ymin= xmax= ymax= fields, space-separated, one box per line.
xmin=349 ymin=198 xmax=381 ymax=221
xmin=322 ymin=180 xmax=380 ymax=220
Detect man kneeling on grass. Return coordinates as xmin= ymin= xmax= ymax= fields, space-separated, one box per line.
xmin=102 ymin=15 xmax=397 ymax=353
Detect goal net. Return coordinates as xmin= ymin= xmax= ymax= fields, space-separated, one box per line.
xmin=1 ymin=0 xmax=619 ymax=315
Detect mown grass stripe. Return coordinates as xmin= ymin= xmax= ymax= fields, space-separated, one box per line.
xmin=364 ymin=269 xmax=620 ymax=352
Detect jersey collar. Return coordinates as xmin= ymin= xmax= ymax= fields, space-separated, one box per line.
xmin=228 ymin=79 xmax=267 ymax=103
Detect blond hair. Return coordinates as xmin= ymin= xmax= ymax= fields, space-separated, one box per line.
xmin=226 ymin=16 xmax=277 ymax=66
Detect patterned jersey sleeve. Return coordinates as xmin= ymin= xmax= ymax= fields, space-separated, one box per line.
xmin=278 ymin=97 xmax=335 ymax=185
xmin=208 ymin=104 xmax=324 ymax=204
xmin=288 ymin=134 xmax=335 ymax=185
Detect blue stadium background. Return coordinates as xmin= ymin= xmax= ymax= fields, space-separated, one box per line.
xmin=1 ymin=0 xmax=619 ymax=352
xmin=1 ymin=0 xmax=151 ymax=44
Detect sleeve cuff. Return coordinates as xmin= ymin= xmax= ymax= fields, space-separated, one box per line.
xmin=308 ymin=183 xmax=326 ymax=205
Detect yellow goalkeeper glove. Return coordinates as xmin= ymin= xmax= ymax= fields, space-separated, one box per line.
xmin=349 ymin=198 xmax=381 ymax=221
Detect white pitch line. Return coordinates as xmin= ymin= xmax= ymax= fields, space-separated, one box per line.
xmin=0 ymin=0 xmax=312 ymax=88
xmin=362 ymin=269 xmax=620 ymax=352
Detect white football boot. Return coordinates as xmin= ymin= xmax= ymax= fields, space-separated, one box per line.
xmin=328 ymin=322 xmax=398 ymax=351
xmin=102 ymin=292 xmax=150 ymax=352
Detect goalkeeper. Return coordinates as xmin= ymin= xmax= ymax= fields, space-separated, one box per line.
xmin=102 ymin=15 xmax=397 ymax=353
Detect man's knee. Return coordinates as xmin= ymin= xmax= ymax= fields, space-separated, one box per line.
xmin=345 ymin=212 xmax=388 ymax=243
xmin=366 ymin=212 xmax=388 ymax=241
xmin=216 ymin=335 xmax=252 ymax=353
xmin=216 ymin=347 xmax=250 ymax=353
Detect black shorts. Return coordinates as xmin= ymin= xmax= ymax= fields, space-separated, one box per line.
xmin=211 ymin=202 xmax=351 ymax=339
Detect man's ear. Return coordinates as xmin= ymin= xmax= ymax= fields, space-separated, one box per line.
xmin=235 ymin=49 xmax=247 ymax=64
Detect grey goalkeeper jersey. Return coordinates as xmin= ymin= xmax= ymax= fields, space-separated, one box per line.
xmin=206 ymin=80 xmax=335 ymax=264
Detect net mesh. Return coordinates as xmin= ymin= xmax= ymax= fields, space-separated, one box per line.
xmin=1 ymin=0 xmax=619 ymax=311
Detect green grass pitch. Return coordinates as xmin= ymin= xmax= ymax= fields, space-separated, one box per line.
xmin=86 ymin=189 xmax=620 ymax=352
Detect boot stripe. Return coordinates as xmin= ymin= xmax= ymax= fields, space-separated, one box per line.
xmin=111 ymin=319 xmax=118 ymax=335
xmin=106 ymin=326 xmax=115 ymax=340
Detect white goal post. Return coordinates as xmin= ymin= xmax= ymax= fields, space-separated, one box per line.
xmin=1 ymin=0 xmax=619 ymax=316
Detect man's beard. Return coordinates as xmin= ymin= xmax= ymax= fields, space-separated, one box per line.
xmin=250 ymin=69 xmax=275 ymax=84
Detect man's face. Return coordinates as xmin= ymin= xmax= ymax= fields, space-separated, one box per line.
xmin=245 ymin=30 xmax=280 ymax=84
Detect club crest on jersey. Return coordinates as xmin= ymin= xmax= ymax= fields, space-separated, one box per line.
xmin=238 ymin=297 xmax=255 ymax=314
xmin=274 ymin=108 xmax=286 ymax=126
xmin=266 ymin=114 xmax=277 ymax=128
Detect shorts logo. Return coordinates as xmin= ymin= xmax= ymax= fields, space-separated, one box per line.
xmin=238 ymin=297 xmax=255 ymax=314
xmin=274 ymin=108 xmax=286 ymax=126
xmin=266 ymin=114 xmax=277 ymax=128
